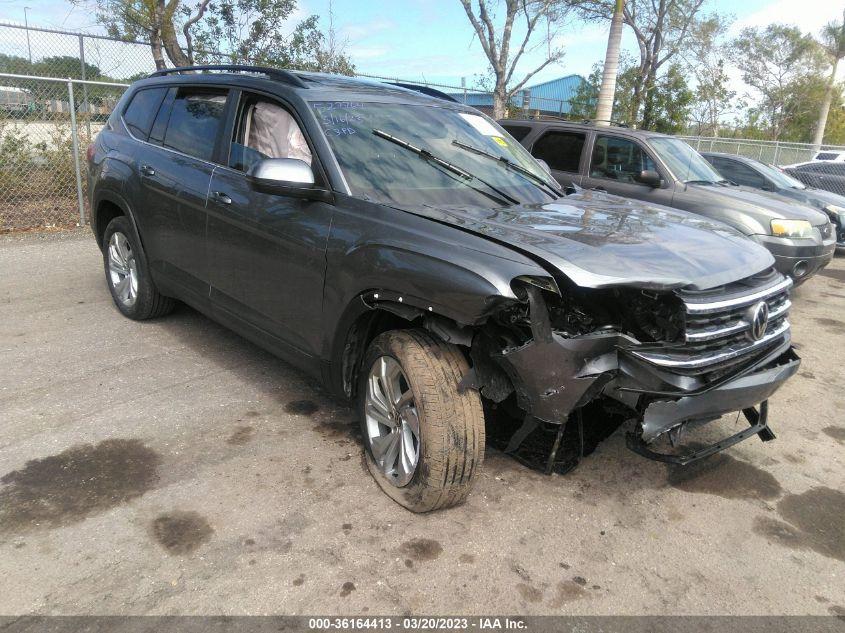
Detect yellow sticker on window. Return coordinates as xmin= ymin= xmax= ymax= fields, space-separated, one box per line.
xmin=492 ymin=136 xmax=508 ymax=147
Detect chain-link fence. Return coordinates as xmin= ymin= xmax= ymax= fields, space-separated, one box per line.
xmin=0 ymin=74 xmax=126 ymax=232
xmin=681 ymin=136 xmax=845 ymax=197
xmin=0 ymin=23 xmax=157 ymax=231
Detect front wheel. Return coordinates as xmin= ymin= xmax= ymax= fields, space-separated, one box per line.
xmin=359 ymin=329 xmax=485 ymax=512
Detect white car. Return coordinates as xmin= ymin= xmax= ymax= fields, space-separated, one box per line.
xmin=783 ymin=150 xmax=845 ymax=168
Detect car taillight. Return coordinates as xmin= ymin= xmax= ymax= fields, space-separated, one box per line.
xmin=86 ymin=143 xmax=95 ymax=162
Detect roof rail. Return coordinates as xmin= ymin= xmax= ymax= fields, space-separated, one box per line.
xmin=148 ymin=65 xmax=308 ymax=89
xmin=583 ymin=118 xmax=630 ymax=128
xmin=388 ymin=82 xmax=460 ymax=103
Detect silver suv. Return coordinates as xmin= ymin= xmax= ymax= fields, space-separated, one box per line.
xmin=502 ymin=120 xmax=835 ymax=284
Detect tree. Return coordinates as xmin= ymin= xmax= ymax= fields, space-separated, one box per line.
xmin=578 ymin=0 xmax=707 ymax=128
xmin=569 ymin=54 xmax=637 ymax=123
xmin=190 ymin=0 xmax=354 ymax=73
xmin=683 ymin=15 xmax=736 ymax=136
xmin=644 ymin=63 xmax=693 ymax=133
xmin=458 ymin=0 xmax=569 ymax=119
xmin=594 ymin=0 xmax=624 ymax=126
xmin=731 ymin=24 xmax=828 ymax=140
xmin=84 ymin=0 xmax=352 ymax=73
xmin=780 ymin=72 xmax=845 ymax=142
xmin=86 ymin=0 xmax=204 ymax=69
xmin=569 ymin=53 xmax=690 ymax=131
xmin=812 ymin=10 xmax=845 ymax=149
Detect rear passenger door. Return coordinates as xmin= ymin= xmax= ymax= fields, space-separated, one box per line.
xmin=205 ymin=89 xmax=334 ymax=359
xmin=528 ymin=129 xmax=586 ymax=187
xmin=136 ymin=86 xmax=229 ymax=298
xmin=581 ymin=134 xmax=673 ymax=206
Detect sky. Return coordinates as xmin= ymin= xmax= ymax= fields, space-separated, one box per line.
xmin=2 ymin=0 xmax=844 ymax=89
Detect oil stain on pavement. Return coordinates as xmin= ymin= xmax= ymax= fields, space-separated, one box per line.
xmin=226 ymin=425 xmax=255 ymax=445
xmin=400 ymin=538 xmax=443 ymax=562
xmin=151 ymin=511 xmax=214 ymax=555
xmin=285 ymin=400 xmax=319 ymax=415
xmin=0 ymin=439 xmax=160 ymax=534
xmin=753 ymin=487 xmax=845 ymax=562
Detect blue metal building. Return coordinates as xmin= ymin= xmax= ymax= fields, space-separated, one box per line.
xmin=446 ymin=74 xmax=587 ymax=116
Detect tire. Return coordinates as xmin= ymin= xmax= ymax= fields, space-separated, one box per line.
xmin=358 ymin=329 xmax=485 ymax=512
xmin=102 ymin=216 xmax=175 ymax=320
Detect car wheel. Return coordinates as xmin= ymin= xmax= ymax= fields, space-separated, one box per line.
xmin=102 ymin=216 xmax=175 ymax=320
xmin=359 ymin=329 xmax=485 ymax=512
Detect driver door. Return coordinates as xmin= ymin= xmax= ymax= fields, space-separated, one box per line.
xmin=581 ymin=134 xmax=672 ymax=206
xmin=205 ymin=89 xmax=334 ymax=359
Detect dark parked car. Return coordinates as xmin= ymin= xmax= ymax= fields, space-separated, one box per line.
xmin=500 ymin=120 xmax=835 ymax=283
xmin=88 ymin=66 xmax=799 ymax=511
xmin=784 ymin=161 xmax=845 ymax=198
xmin=701 ymin=151 xmax=845 ymax=247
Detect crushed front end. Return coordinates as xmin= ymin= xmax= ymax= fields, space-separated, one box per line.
xmin=470 ymin=269 xmax=800 ymax=471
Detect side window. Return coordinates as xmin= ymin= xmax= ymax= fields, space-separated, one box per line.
xmin=123 ymin=87 xmax=167 ymax=140
xmin=704 ymin=156 xmax=730 ymax=175
xmin=531 ymin=131 xmax=586 ymax=173
xmin=590 ymin=135 xmax=657 ymax=183
xmin=229 ymin=96 xmax=312 ymax=173
xmin=502 ymin=125 xmax=531 ymax=142
xmin=162 ymin=88 xmax=228 ymax=162
xmin=727 ymin=162 xmax=767 ymax=188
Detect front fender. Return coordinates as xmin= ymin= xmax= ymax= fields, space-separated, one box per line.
xmin=320 ymin=197 xmax=549 ymax=392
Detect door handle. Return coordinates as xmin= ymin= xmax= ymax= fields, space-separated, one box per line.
xmin=212 ymin=191 xmax=232 ymax=205
xmin=140 ymin=164 xmax=155 ymax=176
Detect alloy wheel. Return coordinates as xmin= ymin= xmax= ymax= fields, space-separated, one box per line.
xmin=107 ymin=231 xmax=138 ymax=307
xmin=364 ymin=356 xmax=421 ymax=487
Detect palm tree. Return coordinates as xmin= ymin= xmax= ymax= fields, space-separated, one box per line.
xmin=812 ymin=10 xmax=845 ymax=150
xmin=594 ymin=0 xmax=625 ymax=126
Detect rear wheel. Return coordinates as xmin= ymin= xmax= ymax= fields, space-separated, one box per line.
xmin=359 ymin=329 xmax=485 ymax=512
xmin=102 ymin=216 xmax=175 ymax=320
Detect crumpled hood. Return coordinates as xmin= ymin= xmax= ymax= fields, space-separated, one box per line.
xmin=690 ymin=183 xmax=830 ymax=225
xmin=406 ymin=190 xmax=775 ymax=291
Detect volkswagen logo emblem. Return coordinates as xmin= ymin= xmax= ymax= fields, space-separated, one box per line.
xmin=746 ymin=301 xmax=769 ymax=341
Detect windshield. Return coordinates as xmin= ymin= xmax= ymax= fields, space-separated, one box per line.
xmin=649 ymin=137 xmax=724 ymax=183
xmin=310 ymin=101 xmax=558 ymax=207
xmin=757 ymin=162 xmax=806 ymax=189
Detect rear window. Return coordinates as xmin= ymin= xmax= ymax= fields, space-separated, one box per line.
xmin=501 ymin=124 xmax=531 ymax=142
xmin=531 ymin=131 xmax=586 ymax=173
xmin=123 ymin=87 xmax=167 ymax=140
xmin=814 ymin=152 xmax=840 ymax=161
xmin=162 ymin=88 xmax=228 ymax=162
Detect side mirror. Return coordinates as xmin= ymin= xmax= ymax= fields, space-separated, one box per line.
xmin=535 ymin=158 xmax=552 ymax=175
xmin=637 ymin=169 xmax=662 ymax=188
xmin=248 ymin=158 xmax=333 ymax=203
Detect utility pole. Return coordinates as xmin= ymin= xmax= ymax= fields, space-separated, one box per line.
xmin=23 ymin=7 xmax=33 ymax=64
xmin=595 ymin=0 xmax=624 ymax=126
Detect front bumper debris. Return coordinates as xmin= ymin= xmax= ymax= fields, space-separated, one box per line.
xmin=636 ymin=346 xmax=799 ymax=443
xmin=626 ymin=402 xmax=775 ymax=466
xmin=490 ymin=323 xmax=799 ymax=470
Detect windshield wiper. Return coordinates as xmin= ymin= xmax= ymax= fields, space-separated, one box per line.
xmin=684 ymin=179 xmax=719 ymax=185
xmin=372 ymin=129 xmax=519 ymax=206
xmin=452 ymin=139 xmax=562 ymax=199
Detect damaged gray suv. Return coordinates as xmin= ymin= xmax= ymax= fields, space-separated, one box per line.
xmin=88 ymin=66 xmax=800 ymax=512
